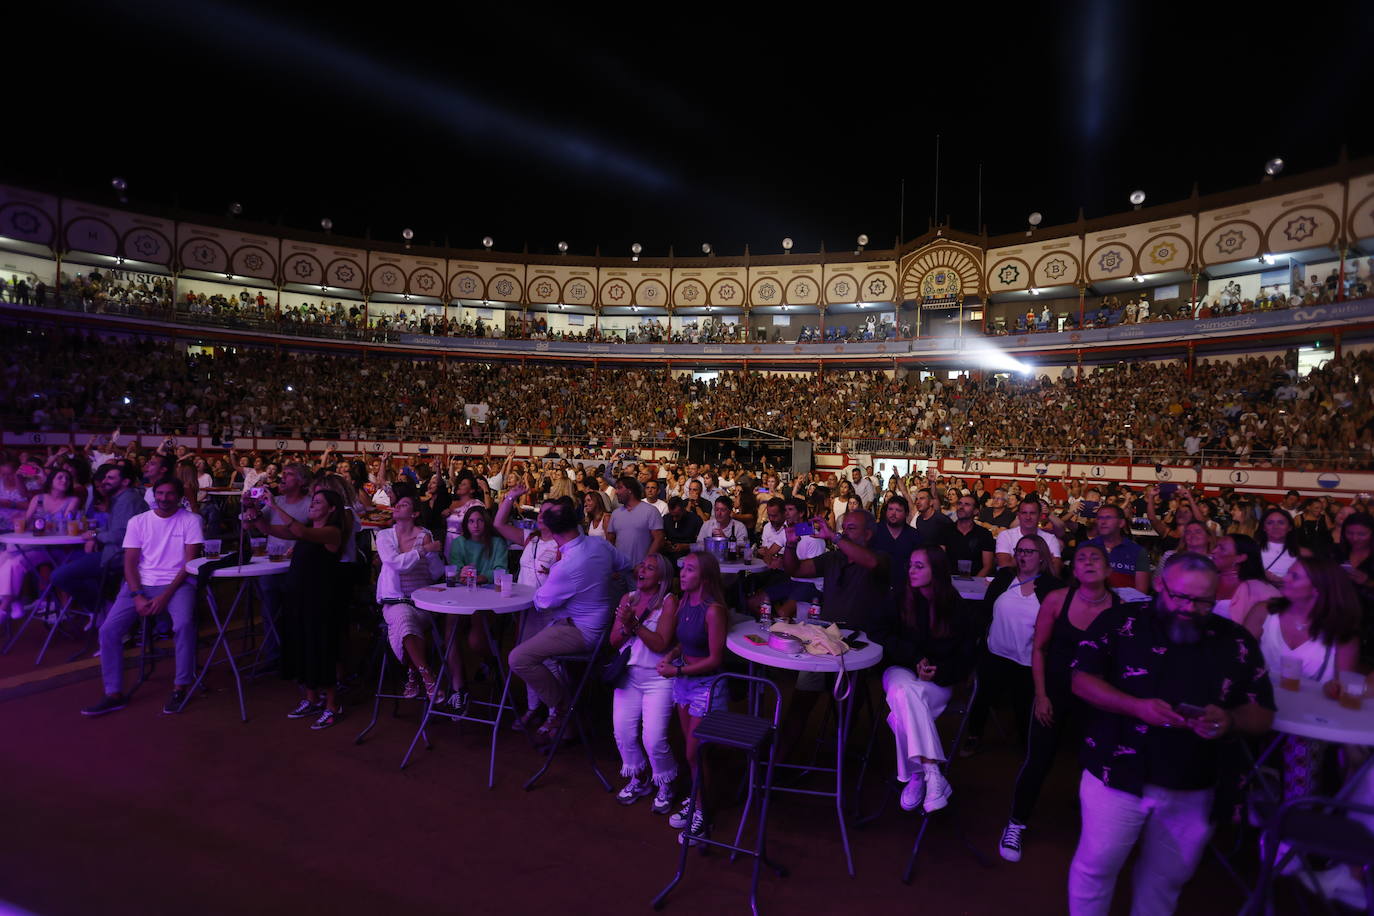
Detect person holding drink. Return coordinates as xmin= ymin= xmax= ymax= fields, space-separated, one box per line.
xmin=443 ymin=505 xmax=510 ymax=714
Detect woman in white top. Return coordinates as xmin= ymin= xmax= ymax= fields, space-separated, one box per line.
xmin=493 ymin=485 xmax=563 ymax=729
xmin=1256 ymin=507 xmax=1301 ymax=585
xmin=1243 ymin=555 xmax=1361 ymax=802
xmin=583 ymin=490 xmax=610 ymax=539
xmin=965 ymin=535 xmax=1062 ymax=752
xmin=1209 ymin=533 xmax=1279 ymax=621
xmin=609 ymin=554 xmax=678 ymax=813
xmin=374 ymin=496 xmax=445 ymax=699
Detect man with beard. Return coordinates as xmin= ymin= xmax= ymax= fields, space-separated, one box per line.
xmin=941 ymin=494 xmax=996 ymax=578
xmin=871 ymin=494 xmax=922 ymax=590
xmin=1066 ymin=552 xmax=1274 ymax=915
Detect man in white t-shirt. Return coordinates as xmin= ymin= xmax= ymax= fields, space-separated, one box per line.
xmin=642 ymin=479 xmax=669 ymax=516
xmin=83 ymin=478 xmax=204 ymax=717
xmin=993 ymin=496 xmax=1063 ymax=576
xmin=606 ymin=476 xmax=664 ymax=573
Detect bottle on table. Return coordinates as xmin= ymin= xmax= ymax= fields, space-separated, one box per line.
xmin=808 ymin=594 xmax=822 ymax=623
xmin=759 ymin=598 xmax=772 ymax=631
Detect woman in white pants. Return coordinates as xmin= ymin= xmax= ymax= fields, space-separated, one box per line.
xmin=609 ymin=554 xmax=678 ymax=813
xmin=875 ymin=546 xmax=979 ymax=814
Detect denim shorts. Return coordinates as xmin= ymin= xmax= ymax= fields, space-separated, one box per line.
xmin=672 ymin=673 xmax=727 ymax=718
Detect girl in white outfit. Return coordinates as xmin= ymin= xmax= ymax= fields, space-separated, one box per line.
xmin=493 ymin=486 xmax=563 ymax=729
xmin=609 ymin=554 xmax=678 ymax=813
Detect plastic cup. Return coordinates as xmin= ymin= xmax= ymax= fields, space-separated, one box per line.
xmin=1279 ymin=656 xmax=1303 ymax=692
xmin=268 ymin=543 xmax=287 ymax=562
xmin=250 ymin=538 xmax=267 ymax=558
xmin=444 ymin=565 xmax=459 ymax=588
xmin=67 ymin=517 xmax=83 ymax=536
xmin=957 ymin=559 xmax=973 ymax=577
xmin=12 ymin=516 xmax=26 ymax=534
xmin=1339 ymin=671 xmax=1366 ymax=711
xmin=204 ymin=538 xmax=223 ymax=559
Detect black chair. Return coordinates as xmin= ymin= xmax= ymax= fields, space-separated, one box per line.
xmin=523 ymin=625 xmax=613 ymax=793
xmin=129 ymin=612 xmax=179 ymax=699
xmin=652 ymin=674 xmax=786 ymax=916
xmin=354 ymin=615 xmax=439 ymax=745
xmin=1243 ymin=796 xmax=1374 ymax=915
xmin=853 ymin=672 xmax=990 ymax=883
xmin=37 ymin=560 xmax=120 ymax=665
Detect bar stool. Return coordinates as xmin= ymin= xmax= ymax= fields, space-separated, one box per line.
xmin=523 ymin=627 xmax=612 ymax=792
xmin=652 ymin=673 xmax=786 ymax=916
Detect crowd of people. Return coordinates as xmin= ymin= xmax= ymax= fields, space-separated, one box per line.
xmin=5 ymin=325 xmax=1374 ymax=469
xmin=6 ymin=435 xmax=1374 ymax=912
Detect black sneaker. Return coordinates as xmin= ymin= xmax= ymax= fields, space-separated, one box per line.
xmin=310 ymin=707 xmax=342 ymax=730
xmin=677 ymin=809 xmax=709 ymax=846
xmin=162 ymin=688 xmax=189 ymax=715
xmin=81 ymin=694 xmax=128 ymax=717
xmin=287 ymin=699 xmax=324 ymax=719
xmin=445 ymin=688 xmax=470 ymax=716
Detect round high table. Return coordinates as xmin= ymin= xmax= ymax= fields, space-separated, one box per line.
xmin=726 ymin=619 xmax=884 ymax=877
xmin=1258 ymin=677 xmax=1374 ymax=875
xmin=678 ymin=555 xmax=769 ymax=612
xmin=404 ymin=583 xmax=537 ymax=786
xmin=1 ymin=533 xmax=87 ymax=655
xmin=184 ymin=556 xmax=290 ymax=721
xmin=201 ymin=488 xmax=242 ymax=500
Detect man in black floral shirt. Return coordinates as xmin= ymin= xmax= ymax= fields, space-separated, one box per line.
xmin=1067 ymin=552 xmax=1275 ymax=916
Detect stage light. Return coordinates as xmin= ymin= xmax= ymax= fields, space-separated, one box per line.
xmin=229 ymin=202 xmax=243 ymax=216
xmin=1026 ymin=212 xmax=1042 ymax=236
xmin=482 ymin=236 xmax=494 ymax=249
xmin=702 ymin=243 xmax=712 ymax=255
xmin=1129 ymin=190 xmax=1146 ymax=208
xmin=402 ymin=228 xmax=414 ymax=241
xmin=320 ymin=218 xmax=333 ymax=232
xmin=782 ymin=238 xmax=794 ymax=252
xmin=1265 ymin=158 xmax=1285 ymax=177
xmin=557 ymin=241 xmax=568 ymax=253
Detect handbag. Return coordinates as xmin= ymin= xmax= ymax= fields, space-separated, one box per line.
xmin=599 ymin=605 xmax=653 ymax=688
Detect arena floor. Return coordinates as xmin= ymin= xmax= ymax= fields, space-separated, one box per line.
xmin=0 ymin=618 xmax=1276 ymax=916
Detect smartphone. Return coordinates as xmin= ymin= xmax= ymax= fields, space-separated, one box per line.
xmin=744 ymin=634 xmax=768 ymax=646
xmin=1079 ymin=500 xmax=1099 ymax=519
xmin=1173 ymin=702 xmax=1206 ymax=720
xmin=843 ymin=635 xmax=869 ymax=651
xmin=795 ymin=522 xmax=815 ymax=537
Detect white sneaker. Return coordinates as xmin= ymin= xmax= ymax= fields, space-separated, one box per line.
xmin=668 ymin=797 xmax=694 ymax=829
xmin=616 ymin=775 xmax=653 ymax=805
xmin=923 ymin=770 xmax=953 ymax=813
xmin=651 ymin=783 xmax=675 ymax=815
xmin=999 ymin=820 xmax=1026 ymax=862
xmin=899 ymin=777 xmax=926 ymax=811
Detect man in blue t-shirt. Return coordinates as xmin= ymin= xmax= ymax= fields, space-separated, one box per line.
xmin=1086 ymin=504 xmax=1151 ymax=593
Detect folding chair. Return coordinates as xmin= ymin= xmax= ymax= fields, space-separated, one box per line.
xmin=354 ymin=616 xmax=429 ymax=745
xmin=652 ymin=674 xmax=786 ymax=916
xmin=128 ymin=612 xmax=179 ymax=699
xmin=37 ymin=561 xmax=118 ymax=665
xmin=853 ymin=672 xmax=991 ymax=883
xmin=1243 ymin=796 xmax=1374 ymax=915
xmin=523 ymin=625 xmax=613 ymax=792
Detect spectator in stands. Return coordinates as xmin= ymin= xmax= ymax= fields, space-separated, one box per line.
xmin=81 ymin=478 xmax=203 ymax=717
xmin=661 ymin=497 xmax=702 ymax=560
xmin=582 ymin=490 xmax=610 ymax=538
xmin=1 ymin=467 xmax=81 ymax=619
xmin=1209 ymin=533 xmax=1279 ymax=623
xmin=871 ymin=494 xmax=923 ymax=590
xmin=979 ymin=488 xmax=1015 ymax=533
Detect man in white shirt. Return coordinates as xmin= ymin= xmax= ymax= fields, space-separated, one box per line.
xmin=642 ymin=479 xmax=669 ymax=516
xmin=994 ymin=496 xmax=1063 ymax=576
xmin=851 ymin=466 xmax=875 ymax=511
xmin=83 ymin=478 xmax=203 ymax=717
xmin=509 ymin=500 xmax=632 ymax=743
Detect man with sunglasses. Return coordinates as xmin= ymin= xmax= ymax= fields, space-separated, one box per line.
xmin=1066 ymin=552 xmax=1274 ymax=916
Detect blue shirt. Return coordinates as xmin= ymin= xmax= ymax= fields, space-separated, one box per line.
xmin=534 ymin=534 xmax=633 ymax=648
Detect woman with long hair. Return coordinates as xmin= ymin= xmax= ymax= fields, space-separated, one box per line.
xmin=1336 ymin=512 xmax=1374 ymax=667
xmin=1243 ymin=555 xmax=1361 ymax=801
xmin=1256 ymin=506 xmax=1302 ymax=584
xmin=610 ymin=554 xmax=678 ymax=813
xmin=1210 ymin=533 xmax=1279 ymax=621
xmin=963 ymin=535 xmax=1062 ymax=756
xmin=832 ymin=479 xmax=856 ymax=530
xmin=247 ymin=489 xmax=350 ymax=729
xmin=374 ymin=495 xmax=445 ymax=701
xmin=442 ymin=505 xmax=510 ymax=714
xmin=658 ymin=551 xmax=728 ymax=843
xmin=0 ymin=467 xmax=81 ymax=619
xmin=997 ymin=542 xmax=1120 ymax=863
xmin=876 ymin=547 xmax=979 ymax=816
xmin=1160 ymin=520 xmax=1214 ymax=569
xmin=583 ymin=490 xmax=609 ymax=539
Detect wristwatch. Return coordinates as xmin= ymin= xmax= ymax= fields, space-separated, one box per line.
xmin=130 ymin=589 xmax=146 ymax=598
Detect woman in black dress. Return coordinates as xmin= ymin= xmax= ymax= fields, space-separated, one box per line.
xmin=247 ymin=488 xmax=350 ymax=729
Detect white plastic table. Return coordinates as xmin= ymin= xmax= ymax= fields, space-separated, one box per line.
xmin=1 ymin=533 xmax=87 ymax=655
xmin=201 ymin=488 xmax=241 ymax=499
xmin=726 ymin=618 xmax=884 ymax=876
xmin=953 ymin=577 xmax=990 ymax=602
xmin=184 ymin=556 xmax=289 ymax=721
xmin=403 ymin=583 xmax=537 ymax=785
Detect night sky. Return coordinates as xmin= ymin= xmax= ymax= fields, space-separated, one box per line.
xmin=10 ymin=2 xmax=1374 ymax=258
